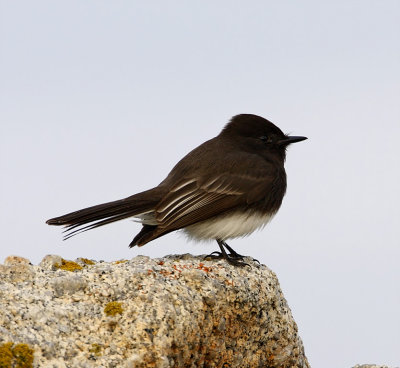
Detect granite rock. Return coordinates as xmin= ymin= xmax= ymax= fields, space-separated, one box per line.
xmin=0 ymin=253 xmax=310 ymax=368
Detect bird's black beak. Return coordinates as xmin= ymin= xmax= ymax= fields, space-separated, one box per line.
xmin=278 ymin=135 xmax=308 ymax=146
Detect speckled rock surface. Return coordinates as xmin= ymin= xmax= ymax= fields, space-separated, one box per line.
xmin=0 ymin=254 xmax=310 ymax=368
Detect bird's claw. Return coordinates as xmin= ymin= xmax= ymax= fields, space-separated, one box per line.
xmin=204 ymin=251 xmax=250 ymax=267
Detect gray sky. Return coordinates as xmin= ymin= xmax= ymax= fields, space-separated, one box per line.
xmin=1 ymin=1 xmax=399 ymax=367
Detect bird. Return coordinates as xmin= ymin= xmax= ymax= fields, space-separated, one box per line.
xmin=46 ymin=114 xmax=307 ymax=266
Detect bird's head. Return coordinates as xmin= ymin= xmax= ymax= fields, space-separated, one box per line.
xmin=220 ymin=114 xmax=307 ymax=161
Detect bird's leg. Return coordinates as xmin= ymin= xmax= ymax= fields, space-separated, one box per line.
xmin=223 ymin=243 xmax=244 ymax=258
xmin=204 ymin=240 xmax=249 ymax=267
xmin=207 ymin=240 xmax=243 ymax=258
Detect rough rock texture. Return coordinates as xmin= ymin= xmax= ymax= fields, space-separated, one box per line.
xmin=0 ymin=253 xmax=310 ymax=368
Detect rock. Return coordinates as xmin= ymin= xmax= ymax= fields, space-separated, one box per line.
xmin=0 ymin=253 xmax=310 ymax=368
xmin=4 ymin=255 xmax=31 ymax=266
xmin=39 ymin=254 xmax=63 ymax=270
xmin=0 ymin=255 xmax=34 ymax=282
xmin=51 ymin=275 xmax=87 ymax=297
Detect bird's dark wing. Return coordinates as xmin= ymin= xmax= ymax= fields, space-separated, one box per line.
xmin=154 ymin=171 xmax=273 ymax=232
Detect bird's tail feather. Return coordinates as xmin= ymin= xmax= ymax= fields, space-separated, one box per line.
xmin=46 ymin=188 xmax=160 ymax=240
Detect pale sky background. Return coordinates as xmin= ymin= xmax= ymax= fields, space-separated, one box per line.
xmin=1 ymin=1 xmax=399 ymax=367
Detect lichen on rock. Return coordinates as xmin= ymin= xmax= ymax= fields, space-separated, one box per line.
xmin=54 ymin=259 xmax=83 ymax=272
xmin=104 ymin=301 xmax=124 ymax=316
xmin=0 ymin=342 xmax=34 ymax=368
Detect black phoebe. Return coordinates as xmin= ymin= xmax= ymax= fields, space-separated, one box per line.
xmin=47 ymin=114 xmax=307 ymax=266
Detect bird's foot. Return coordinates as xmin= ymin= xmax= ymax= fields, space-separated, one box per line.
xmin=204 ymin=240 xmax=250 ymax=267
xmin=204 ymin=251 xmax=249 ymax=267
xmin=223 ymin=243 xmax=260 ymax=264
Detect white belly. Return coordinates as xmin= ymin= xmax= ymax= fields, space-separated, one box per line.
xmin=183 ymin=211 xmax=275 ymax=241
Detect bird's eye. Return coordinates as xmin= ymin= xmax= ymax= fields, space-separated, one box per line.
xmin=259 ymin=136 xmax=272 ymax=143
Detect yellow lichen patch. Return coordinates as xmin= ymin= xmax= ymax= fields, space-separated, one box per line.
xmin=104 ymin=301 xmax=124 ymax=316
xmin=114 ymin=260 xmax=128 ymax=265
xmin=55 ymin=259 xmax=83 ymax=272
xmin=0 ymin=342 xmax=13 ymax=368
xmin=89 ymin=343 xmax=102 ymax=356
xmin=11 ymin=344 xmax=34 ymax=368
xmin=0 ymin=342 xmax=34 ymax=368
xmin=79 ymin=258 xmax=95 ymax=265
